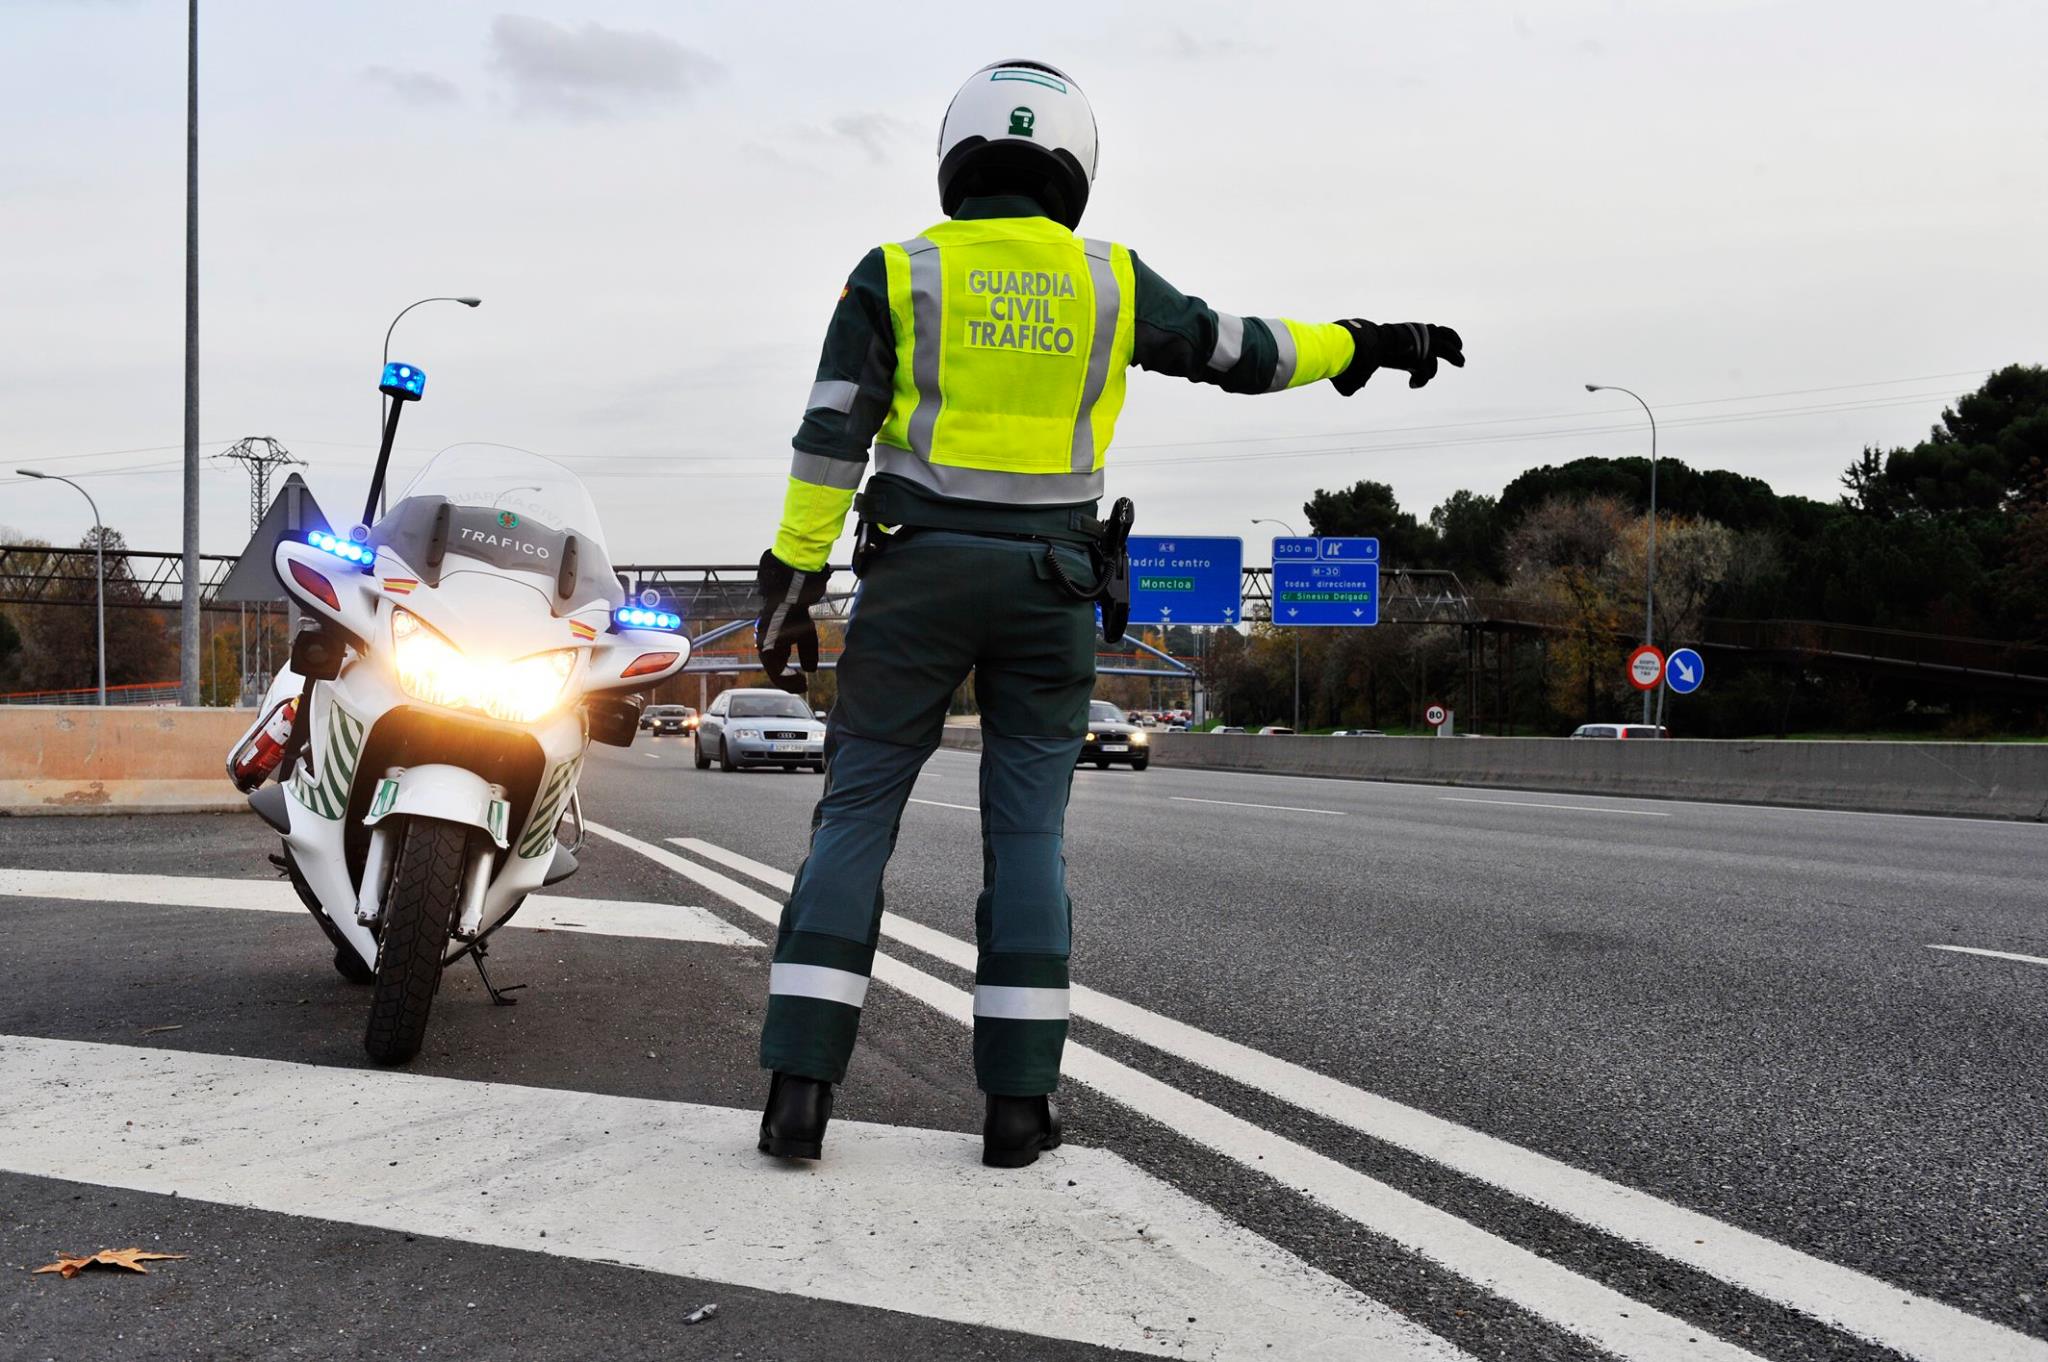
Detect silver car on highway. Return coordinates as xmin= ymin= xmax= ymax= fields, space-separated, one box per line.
xmin=695 ymin=688 xmax=826 ymax=772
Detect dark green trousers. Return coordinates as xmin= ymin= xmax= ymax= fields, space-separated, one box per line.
xmin=759 ymin=532 xmax=1096 ymax=1095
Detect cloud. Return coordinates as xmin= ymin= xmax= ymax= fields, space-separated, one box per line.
xmin=487 ymin=15 xmax=723 ymax=119
xmin=776 ymin=112 xmax=913 ymax=168
xmin=363 ymin=66 xmax=462 ymax=108
xmin=1159 ymin=30 xmax=1268 ymax=61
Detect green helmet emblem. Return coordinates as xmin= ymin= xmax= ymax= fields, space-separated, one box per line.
xmin=498 ymin=511 xmax=520 ymax=528
xmin=1008 ymin=106 xmax=1035 ymax=137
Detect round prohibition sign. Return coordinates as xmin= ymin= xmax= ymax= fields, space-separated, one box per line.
xmin=1627 ymin=644 xmax=1666 ymax=691
xmin=1425 ymin=703 xmax=1448 ymax=727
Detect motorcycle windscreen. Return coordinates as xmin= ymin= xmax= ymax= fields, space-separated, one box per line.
xmin=372 ymin=446 xmax=626 ymax=612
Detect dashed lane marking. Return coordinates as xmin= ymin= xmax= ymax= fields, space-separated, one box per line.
xmin=662 ymin=833 xmax=2048 ymax=1362
xmin=634 ymin=829 xmax=1763 ymax=1361
xmin=0 ymin=1035 xmax=1461 ymax=1362
xmin=1926 ymin=943 xmax=2048 ymax=969
xmin=1168 ymin=795 xmax=1347 ymax=816
xmin=1438 ymin=796 xmax=1672 ymax=817
xmin=0 ymin=868 xmax=760 ymax=947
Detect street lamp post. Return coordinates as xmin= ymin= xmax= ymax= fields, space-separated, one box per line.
xmin=1586 ymin=384 xmax=1659 ymax=724
xmin=378 ymin=296 xmax=481 ymax=516
xmin=1251 ymin=517 xmax=1302 ymax=731
xmin=19 ymin=470 xmax=106 ymax=705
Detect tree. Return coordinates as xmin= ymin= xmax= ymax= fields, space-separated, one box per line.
xmin=13 ymin=527 xmax=174 ymax=692
xmin=1428 ymin=489 xmax=1503 ymax=583
xmin=1302 ymin=480 xmax=1436 ymax=564
xmin=1504 ymin=496 xmax=1634 ymax=720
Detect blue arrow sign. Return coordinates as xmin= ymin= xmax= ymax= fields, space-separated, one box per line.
xmin=1271 ymin=536 xmax=1380 ymax=627
xmin=1125 ymin=536 xmax=1245 ymax=626
xmin=1664 ymin=647 xmax=1705 ymax=694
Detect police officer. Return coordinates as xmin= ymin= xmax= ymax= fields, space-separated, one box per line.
xmin=753 ymin=60 xmax=1463 ymax=1167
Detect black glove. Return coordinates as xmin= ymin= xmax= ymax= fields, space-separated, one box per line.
xmin=1331 ymin=320 xmax=1465 ymax=395
xmin=754 ymin=550 xmax=831 ymax=696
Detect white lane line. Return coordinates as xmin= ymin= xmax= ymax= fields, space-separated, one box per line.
xmin=665 ymin=834 xmax=2046 ymax=1362
xmin=1439 ymin=796 xmax=1671 ymax=817
xmin=621 ymin=827 xmax=1758 ymax=1362
xmin=0 ymin=869 xmax=760 ymax=948
xmin=0 ymin=1036 xmax=1456 ymax=1362
xmin=1927 ymin=944 xmax=2048 ymax=969
xmin=909 ymin=797 xmax=979 ymax=812
xmin=1169 ymin=796 xmax=1346 ymax=816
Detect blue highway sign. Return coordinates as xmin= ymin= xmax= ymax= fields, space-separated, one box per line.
xmin=1126 ymin=536 xmax=1245 ymax=625
xmin=1271 ymin=537 xmax=1380 ymax=627
xmin=1665 ymin=647 xmax=1706 ymax=694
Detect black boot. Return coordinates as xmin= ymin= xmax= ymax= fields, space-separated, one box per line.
xmin=758 ymin=1072 xmax=833 ymax=1159
xmin=982 ymin=1093 xmax=1062 ymax=1168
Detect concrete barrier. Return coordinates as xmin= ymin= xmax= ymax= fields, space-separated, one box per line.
xmin=939 ymin=726 xmax=2048 ymax=821
xmin=0 ymin=706 xmax=251 ymax=815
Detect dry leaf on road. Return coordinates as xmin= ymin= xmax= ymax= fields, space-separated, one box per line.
xmin=33 ymin=1248 xmax=188 ymax=1278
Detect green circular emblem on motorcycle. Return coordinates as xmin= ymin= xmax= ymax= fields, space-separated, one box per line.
xmin=498 ymin=511 xmax=520 ymax=528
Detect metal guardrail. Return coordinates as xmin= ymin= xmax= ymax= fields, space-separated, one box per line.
xmin=0 ymin=680 xmax=184 ymax=706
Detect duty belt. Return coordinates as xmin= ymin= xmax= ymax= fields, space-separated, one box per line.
xmin=851 ymin=481 xmax=1136 ymax=643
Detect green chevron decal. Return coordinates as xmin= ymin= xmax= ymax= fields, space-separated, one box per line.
xmin=518 ymin=758 xmax=578 ymax=859
xmin=291 ymin=700 xmax=364 ymax=821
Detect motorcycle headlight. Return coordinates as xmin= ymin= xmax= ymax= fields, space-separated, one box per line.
xmin=391 ymin=609 xmax=575 ymax=724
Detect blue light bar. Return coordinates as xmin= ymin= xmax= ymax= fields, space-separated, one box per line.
xmin=379 ymin=362 xmax=427 ymax=401
xmin=613 ymin=606 xmax=682 ymax=631
xmin=307 ymin=531 xmax=374 ymax=568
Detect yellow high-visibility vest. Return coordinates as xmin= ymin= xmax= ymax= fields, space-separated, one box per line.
xmin=875 ymin=217 xmax=1135 ymax=505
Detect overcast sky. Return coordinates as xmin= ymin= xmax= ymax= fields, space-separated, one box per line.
xmin=3 ymin=0 xmax=2043 ymax=565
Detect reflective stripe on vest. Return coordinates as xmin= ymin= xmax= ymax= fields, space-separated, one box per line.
xmin=877 ymin=219 xmax=1135 ymax=504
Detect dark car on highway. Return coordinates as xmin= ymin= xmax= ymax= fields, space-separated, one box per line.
xmin=644 ymin=705 xmax=697 ymax=736
xmin=1080 ymin=701 xmax=1149 ymax=770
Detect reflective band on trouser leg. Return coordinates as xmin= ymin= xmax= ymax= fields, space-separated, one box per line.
xmin=760 ymin=729 xmax=936 ymax=1083
xmin=771 ymin=962 xmax=871 ymax=1007
xmin=1069 ymin=238 xmax=1123 ymax=473
xmin=974 ymin=984 xmax=1070 ymax=1020
xmin=902 ymin=237 xmax=943 ymax=457
xmin=1261 ymin=317 xmax=1299 ymax=392
xmin=972 ymin=728 xmax=1083 ymax=1096
xmin=1208 ymin=311 xmax=1245 ymax=372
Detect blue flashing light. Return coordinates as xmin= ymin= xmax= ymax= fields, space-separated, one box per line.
xmin=307 ymin=531 xmax=373 ymax=569
xmin=613 ymin=606 xmax=681 ymax=631
xmin=379 ymin=361 xmax=427 ymax=401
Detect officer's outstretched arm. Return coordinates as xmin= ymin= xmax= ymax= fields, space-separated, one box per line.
xmin=1127 ymin=252 xmax=1463 ymax=396
xmin=771 ymin=248 xmax=898 ymax=573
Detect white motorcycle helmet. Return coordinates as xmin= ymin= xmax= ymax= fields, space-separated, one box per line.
xmin=937 ymin=60 xmax=1098 ymax=229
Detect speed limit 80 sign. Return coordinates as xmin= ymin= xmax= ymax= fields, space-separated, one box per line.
xmin=1627 ymin=645 xmax=1665 ymax=691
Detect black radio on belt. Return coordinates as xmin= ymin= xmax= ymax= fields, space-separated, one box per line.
xmin=1096 ymin=497 xmax=1135 ymax=644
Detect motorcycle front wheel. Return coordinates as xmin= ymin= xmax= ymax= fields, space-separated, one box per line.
xmin=363 ymin=817 xmax=469 ymax=1065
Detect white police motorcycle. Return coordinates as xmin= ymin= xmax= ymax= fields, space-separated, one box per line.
xmin=228 ymin=362 xmax=688 ymax=1064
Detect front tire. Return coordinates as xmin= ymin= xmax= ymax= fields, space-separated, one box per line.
xmin=363 ymin=818 xmax=469 ymax=1066
xmin=693 ymin=738 xmax=710 ymax=770
xmin=717 ymin=739 xmax=736 ymax=772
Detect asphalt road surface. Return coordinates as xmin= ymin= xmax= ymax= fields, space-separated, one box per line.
xmin=3 ymin=735 xmax=2044 ymax=1362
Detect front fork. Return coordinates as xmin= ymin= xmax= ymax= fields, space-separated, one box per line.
xmin=354 ymin=807 xmax=506 ymax=942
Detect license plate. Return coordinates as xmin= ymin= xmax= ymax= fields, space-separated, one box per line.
xmin=1100 ymin=744 xmax=1128 ymax=753
xmin=772 ymin=742 xmax=805 ymax=754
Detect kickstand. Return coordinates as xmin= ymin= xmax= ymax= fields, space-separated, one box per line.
xmin=267 ymin=852 xmax=290 ymax=879
xmin=469 ymin=938 xmax=526 ymax=1006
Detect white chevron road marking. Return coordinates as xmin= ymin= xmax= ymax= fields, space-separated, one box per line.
xmin=0 ymin=867 xmax=760 ymax=947
xmin=660 ymin=832 xmax=2048 ymax=1362
xmin=0 ymin=1035 xmax=1463 ymax=1362
xmin=639 ymin=831 xmax=1762 ymax=1362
